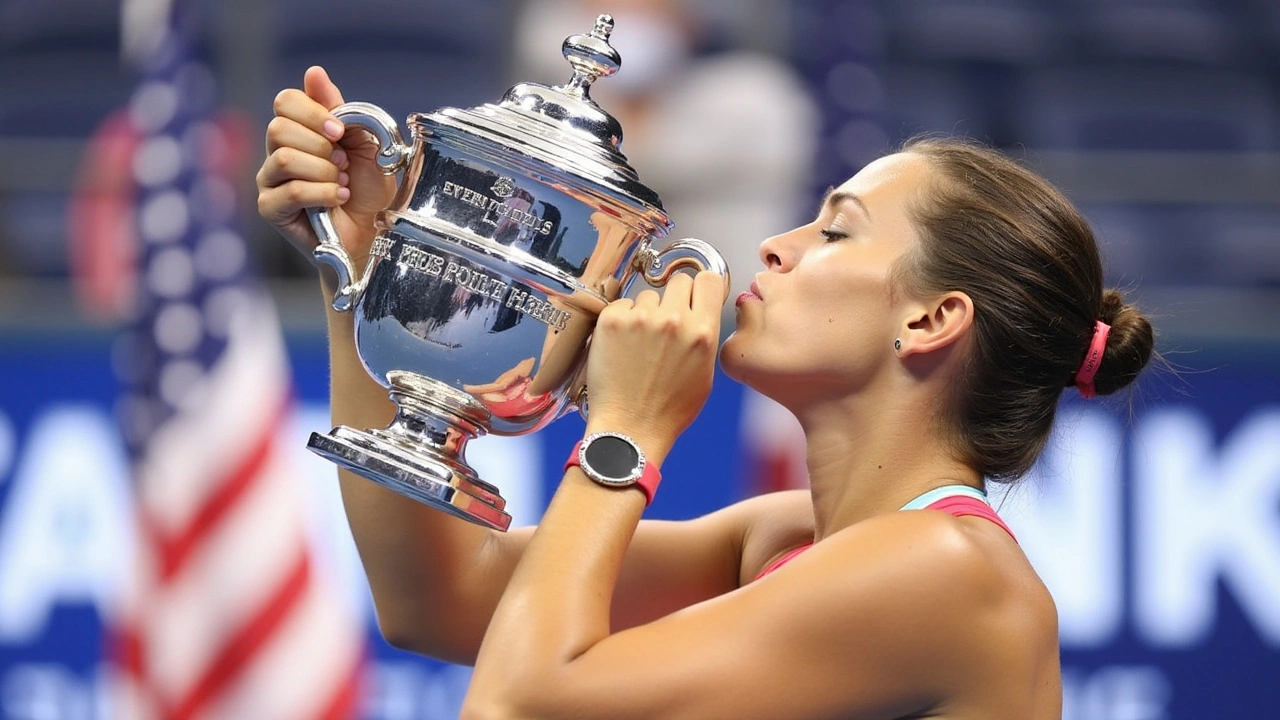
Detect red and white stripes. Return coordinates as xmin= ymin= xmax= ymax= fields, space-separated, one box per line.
xmin=112 ymin=309 xmax=365 ymax=720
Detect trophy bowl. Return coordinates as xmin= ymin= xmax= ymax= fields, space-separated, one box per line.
xmin=304 ymin=15 xmax=730 ymax=531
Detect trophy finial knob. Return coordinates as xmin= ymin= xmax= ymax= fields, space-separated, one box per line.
xmin=593 ymin=14 xmax=615 ymax=39
xmin=560 ymin=13 xmax=622 ymax=97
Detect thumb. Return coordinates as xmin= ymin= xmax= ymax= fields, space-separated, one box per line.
xmin=303 ymin=65 xmax=345 ymax=110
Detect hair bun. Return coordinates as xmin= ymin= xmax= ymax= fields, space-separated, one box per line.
xmin=1090 ymin=289 xmax=1155 ymax=395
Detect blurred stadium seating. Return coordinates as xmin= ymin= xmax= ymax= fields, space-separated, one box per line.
xmin=803 ymin=0 xmax=1280 ymax=300
xmin=268 ymin=0 xmax=512 ymax=121
xmin=0 ymin=0 xmax=1277 ymax=322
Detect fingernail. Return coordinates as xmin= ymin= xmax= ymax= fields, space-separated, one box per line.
xmin=323 ymin=119 xmax=343 ymax=140
xmin=330 ymin=147 xmax=348 ymax=168
xmin=336 ymin=187 xmax=351 ymax=202
xmin=338 ymin=171 xmax=350 ymax=187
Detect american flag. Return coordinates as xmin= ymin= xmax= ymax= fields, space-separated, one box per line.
xmin=110 ymin=1 xmax=365 ymax=717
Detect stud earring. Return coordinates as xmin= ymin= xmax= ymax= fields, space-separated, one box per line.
xmin=894 ymin=338 xmax=902 ymax=352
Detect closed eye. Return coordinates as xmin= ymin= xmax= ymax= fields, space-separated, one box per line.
xmin=819 ymin=228 xmax=848 ymax=242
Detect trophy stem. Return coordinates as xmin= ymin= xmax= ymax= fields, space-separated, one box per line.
xmin=308 ymin=372 xmax=513 ymax=531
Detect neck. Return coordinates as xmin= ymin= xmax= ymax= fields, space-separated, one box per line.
xmin=786 ymin=381 xmax=983 ymax=541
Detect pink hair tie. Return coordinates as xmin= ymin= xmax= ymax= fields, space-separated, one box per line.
xmin=1075 ymin=320 xmax=1111 ymax=398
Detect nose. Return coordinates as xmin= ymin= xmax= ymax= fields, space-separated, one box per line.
xmin=757 ymin=226 xmax=803 ymax=272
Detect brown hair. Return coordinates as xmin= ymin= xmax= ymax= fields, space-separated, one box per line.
xmin=897 ymin=136 xmax=1154 ymax=481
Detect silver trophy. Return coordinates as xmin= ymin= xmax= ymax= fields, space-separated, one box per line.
xmin=305 ymin=15 xmax=730 ymax=531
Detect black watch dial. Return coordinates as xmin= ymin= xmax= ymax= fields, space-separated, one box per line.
xmin=583 ymin=434 xmax=642 ymax=483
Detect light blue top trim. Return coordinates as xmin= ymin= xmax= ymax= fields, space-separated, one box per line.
xmin=898 ymin=484 xmax=989 ymax=511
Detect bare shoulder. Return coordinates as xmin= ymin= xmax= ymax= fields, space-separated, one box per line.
xmin=818 ymin=509 xmax=1056 ymax=636
xmin=770 ymin=509 xmax=1060 ymax=709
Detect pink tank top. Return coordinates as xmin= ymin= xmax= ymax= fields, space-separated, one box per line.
xmin=753 ymin=488 xmax=1015 ymax=582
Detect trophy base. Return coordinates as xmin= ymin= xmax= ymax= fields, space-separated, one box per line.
xmin=308 ymin=425 xmax=513 ymax=532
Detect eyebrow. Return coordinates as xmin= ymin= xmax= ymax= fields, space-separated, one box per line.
xmin=820 ymin=187 xmax=872 ymax=222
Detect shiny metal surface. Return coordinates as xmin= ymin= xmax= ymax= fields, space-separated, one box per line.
xmin=304 ymin=14 xmax=730 ymax=530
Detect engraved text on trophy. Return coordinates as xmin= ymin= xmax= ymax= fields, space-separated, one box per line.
xmin=370 ymin=235 xmax=394 ymax=260
xmin=441 ymin=179 xmax=554 ymax=236
xmin=398 ymin=243 xmax=570 ymax=331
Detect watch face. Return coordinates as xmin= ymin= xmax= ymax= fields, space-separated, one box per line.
xmin=583 ymin=433 xmax=643 ymax=484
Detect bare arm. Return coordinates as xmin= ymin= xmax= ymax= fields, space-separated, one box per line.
xmin=465 ymin=506 xmax=1054 ymax=720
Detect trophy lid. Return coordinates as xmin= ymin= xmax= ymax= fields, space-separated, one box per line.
xmin=413 ymin=14 xmax=670 ymax=231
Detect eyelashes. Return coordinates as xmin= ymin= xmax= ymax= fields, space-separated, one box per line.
xmin=819 ymin=228 xmax=849 ymax=242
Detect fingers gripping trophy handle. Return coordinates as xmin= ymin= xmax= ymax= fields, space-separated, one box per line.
xmin=304 ymin=102 xmax=410 ymax=312
xmin=637 ymin=238 xmax=732 ymax=300
xmin=573 ymin=238 xmax=731 ymax=420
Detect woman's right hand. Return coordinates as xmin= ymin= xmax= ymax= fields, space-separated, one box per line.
xmin=255 ymin=65 xmax=397 ymax=272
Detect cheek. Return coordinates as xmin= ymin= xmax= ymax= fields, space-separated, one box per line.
xmin=720 ymin=265 xmax=896 ymax=378
xmin=807 ymin=264 xmax=894 ymax=323
xmin=809 ymin=272 xmax=898 ymax=357
xmin=756 ymin=288 xmax=883 ymax=363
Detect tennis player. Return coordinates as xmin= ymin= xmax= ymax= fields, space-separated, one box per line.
xmin=257 ymin=67 xmax=1154 ymax=720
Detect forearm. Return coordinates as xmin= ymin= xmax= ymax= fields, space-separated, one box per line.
xmin=321 ymin=277 xmax=507 ymax=662
xmin=466 ymin=419 xmax=675 ymax=708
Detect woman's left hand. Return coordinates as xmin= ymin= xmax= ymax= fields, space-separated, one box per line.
xmin=583 ymin=270 xmax=726 ymax=459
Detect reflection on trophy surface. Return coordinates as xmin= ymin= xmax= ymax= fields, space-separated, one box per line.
xmin=304 ymin=14 xmax=730 ymax=531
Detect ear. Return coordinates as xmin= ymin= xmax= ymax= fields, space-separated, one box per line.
xmin=896 ymin=291 xmax=974 ymax=358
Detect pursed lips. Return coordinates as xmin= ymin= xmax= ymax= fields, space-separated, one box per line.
xmin=735 ymin=279 xmax=763 ymax=308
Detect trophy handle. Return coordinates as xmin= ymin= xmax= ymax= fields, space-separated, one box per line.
xmin=305 ymin=101 xmax=410 ymax=312
xmin=573 ymin=238 xmax=732 ymax=420
xmin=634 ymin=238 xmax=732 ymax=298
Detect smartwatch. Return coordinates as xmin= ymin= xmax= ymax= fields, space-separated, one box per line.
xmin=565 ymin=432 xmax=662 ymax=505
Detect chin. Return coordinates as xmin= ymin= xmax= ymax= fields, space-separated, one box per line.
xmin=719 ymin=328 xmax=803 ymax=398
xmin=717 ymin=332 xmax=753 ymax=386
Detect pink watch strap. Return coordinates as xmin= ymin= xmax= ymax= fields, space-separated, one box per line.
xmin=565 ymin=439 xmax=661 ymax=506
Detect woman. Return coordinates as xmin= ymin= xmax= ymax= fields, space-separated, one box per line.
xmin=256 ymin=67 xmax=1154 ymax=719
